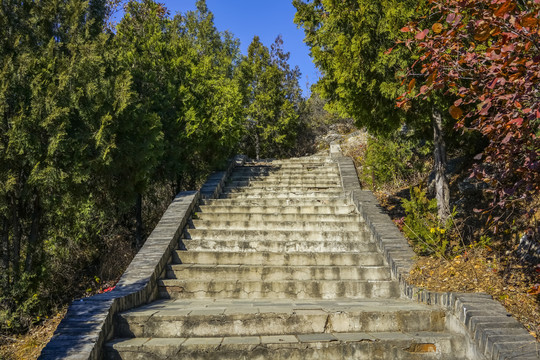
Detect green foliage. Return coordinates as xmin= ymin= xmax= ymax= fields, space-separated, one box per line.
xmin=293 ymin=0 xmax=431 ymax=135
xmin=363 ymin=136 xmax=412 ymax=187
xmin=359 ymin=134 xmax=430 ymax=188
xmin=401 ymin=186 xmax=455 ymax=257
xmin=0 ymin=0 xmax=305 ymax=335
xmin=471 ymin=235 xmax=492 ymax=250
xmin=238 ymin=36 xmax=302 ymax=159
xmin=293 ymin=0 xmax=462 ymax=222
xmin=0 ymin=273 xmax=44 ymax=333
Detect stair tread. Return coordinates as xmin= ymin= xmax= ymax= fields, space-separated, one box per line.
xmin=160 ymin=279 xmax=397 ymax=284
xmin=120 ymin=298 xmax=441 ymax=316
xmin=107 ymin=331 xmax=464 ymax=354
xmin=167 ymin=264 xmax=389 ymax=271
xmin=193 ymin=213 xmax=361 ymax=220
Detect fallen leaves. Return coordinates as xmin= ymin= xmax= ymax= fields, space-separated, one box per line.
xmin=408 ymin=249 xmax=540 ymax=339
xmin=432 ymin=23 xmax=443 ymax=34
xmin=0 ymin=309 xmax=66 ymax=360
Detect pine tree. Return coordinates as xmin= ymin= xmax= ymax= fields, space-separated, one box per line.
xmin=238 ymin=36 xmax=301 ymax=159
xmin=0 ymin=0 xmax=132 ymax=332
xmin=169 ymin=0 xmax=244 ymax=184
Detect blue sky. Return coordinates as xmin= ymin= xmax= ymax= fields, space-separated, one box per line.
xmin=133 ymin=1 xmax=319 ymax=95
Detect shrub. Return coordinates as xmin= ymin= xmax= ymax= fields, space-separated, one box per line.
xmin=360 ymin=135 xmax=429 ymax=189
xmin=401 ymin=186 xmax=455 ymax=257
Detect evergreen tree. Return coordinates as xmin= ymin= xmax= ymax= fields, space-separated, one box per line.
xmin=114 ymin=0 xmax=168 ymax=246
xmin=238 ymin=36 xmax=301 ymax=159
xmin=293 ymin=0 xmax=453 ymax=220
xmin=0 ymin=0 xmax=132 ymax=331
xmin=169 ymin=0 xmax=244 ymax=185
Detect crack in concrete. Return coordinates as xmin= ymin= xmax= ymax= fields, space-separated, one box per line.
xmin=323 ymin=314 xmax=332 ymax=333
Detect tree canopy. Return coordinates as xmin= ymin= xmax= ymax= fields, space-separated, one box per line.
xmin=293 ymin=0 xmax=431 ymax=135
xmin=238 ymin=36 xmax=302 ymax=159
xmin=0 ymin=0 xmax=303 ymax=333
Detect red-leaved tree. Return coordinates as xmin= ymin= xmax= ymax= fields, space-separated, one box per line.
xmin=399 ymin=0 xmax=539 ymax=213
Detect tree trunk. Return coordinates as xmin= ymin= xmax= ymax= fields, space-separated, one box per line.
xmin=432 ymin=109 xmax=450 ymax=222
xmin=175 ymin=176 xmax=182 ymax=197
xmin=255 ymin=129 xmax=260 ymax=161
xmin=135 ymin=193 xmax=143 ymax=248
xmin=24 ymin=194 xmax=41 ymax=273
xmin=1 ymin=216 xmax=9 ymax=283
xmin=10 ymin=195 xmax=21 ymax=281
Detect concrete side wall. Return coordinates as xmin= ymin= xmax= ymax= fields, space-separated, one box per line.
xmin=38 ymin=156 xmax=246 ymax=360
xmin=333 ymin=151 xmax=539 ymax=360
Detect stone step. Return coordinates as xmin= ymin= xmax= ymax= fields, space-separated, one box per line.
xmin=185 ymin=229 xmax=370 ymax=243
xmin=191 ymin=219 xmax=364 ymax=232
xmin=266 ymin=159 xmax=333 ymax=164
xmin=193 ymin=212 xmax=362 ymax=223
xmin=239 ymin=163 xmax=337 ymax=170
xmin=197 ymin=204 xmax=357 ymax=215
xmin=106 ymin=332 xmax=466 ymax=360
xmin=228 ymin=176 xmax=340 ymax=183
xmin=230 ymin=169 xmax=339 ymax=177
xmin=223 ymin=186 xmax=343 ymax=194
xmin=245 ymin=158 xmax=332 ymax=164
xmin=234 ymin=161 xmax=338 ymax=170
xmin=231 ymin=166 xmax=340 ymax=175
xmin=220 ymin=190 xmax=344 ymax=199
xmin=226 ymin=179 xmax=341 ymax=187
xmin=165 ymin=264 xmax=391 ymax=281
xmin=172 ymin=251 xmax=386 ymax=266
xmin=202 ymin=198 xmax=350 ymax=207
xmin=179 ymin=238 xmax=378 ymax=253
xmin=223 ymin=185 xmax=343 ymax=193
xmin=158 ymin=279 xmax=401 ymax=300
xmin=115 ymin=299 xmax=446 ymax=338
xmin=228 ymin=174 xmax=340 ymax=182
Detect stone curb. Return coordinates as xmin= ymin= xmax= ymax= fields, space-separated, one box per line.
xmin=38 ymin=155 xmax=247 ymax=360
xmin=333 ymin=148 xmax=539 ymax=360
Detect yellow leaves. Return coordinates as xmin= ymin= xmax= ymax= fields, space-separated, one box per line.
xmin=401 ymin=101 xmax=412 ymax=112
xmin=474 ymin=22 xmax=491 ymax=41
xmin=449 ymin=105 xmax=464 ymax=119
xmin=426 ymin=70 xmax=437 ymax=86
xmin=432 ymin=23 xmax=443 ymax=34
xmin=430 ymin=226 xmax=446 ymax=234
xmin=408 ymin=249 xmax=539 ymax=336
xmin=408 ymin=78 xmax=416 ymax=91
xmin=494 ymin=0 xmax=516 ymax=18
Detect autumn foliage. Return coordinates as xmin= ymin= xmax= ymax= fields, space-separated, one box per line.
xmin=399 ymin=0 xmax=540 ymax=210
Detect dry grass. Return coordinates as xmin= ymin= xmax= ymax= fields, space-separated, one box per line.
xmin=408 ymin=249 xmax=540 ymax=339
xmin=0 ymin=309 xmax=65 ymax=360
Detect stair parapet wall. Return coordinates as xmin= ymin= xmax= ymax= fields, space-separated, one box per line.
xmin=333 ymin=149 xmax=539 ymax=360
xmin=38 ymin=156 xmax=246 ymax=360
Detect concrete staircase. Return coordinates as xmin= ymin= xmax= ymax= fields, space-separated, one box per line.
xmin=105 ymin=155 xmax=470 ymax=359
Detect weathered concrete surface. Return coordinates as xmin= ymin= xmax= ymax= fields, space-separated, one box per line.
xmin=106 ymin=154 xmax=475 ymax=360
xmin=38 ymin=156 xmax=246 ymax=360
xmin=106 ymin=332 xmax=466 ymax=360
xmin=115 ymin=299 xmax=446 ymax=338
